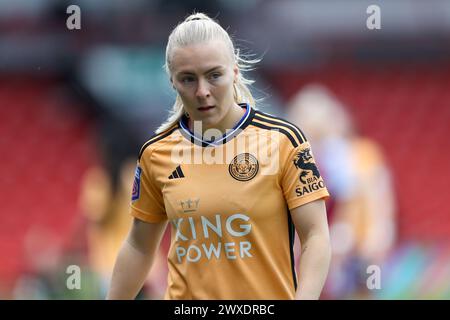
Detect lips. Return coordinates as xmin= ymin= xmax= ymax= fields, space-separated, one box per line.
xmin=198 ymin=106 xmax=215 ymax=111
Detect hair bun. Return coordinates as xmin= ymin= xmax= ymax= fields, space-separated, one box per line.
xmin=185 ymin=13 xmax=210 ymax=23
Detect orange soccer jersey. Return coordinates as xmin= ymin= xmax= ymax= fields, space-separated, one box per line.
xmin=130 ymin=104 xmax=329 ymax=299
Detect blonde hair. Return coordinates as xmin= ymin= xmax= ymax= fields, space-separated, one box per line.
xmin=156 ymin=12 xmax=260 ymax=134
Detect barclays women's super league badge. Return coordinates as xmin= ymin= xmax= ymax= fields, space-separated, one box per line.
xmin=131 ymin=166 xmax=142 ymax=201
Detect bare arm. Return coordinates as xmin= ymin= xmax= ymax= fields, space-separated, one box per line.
xmin=106 ymin=218 xmax=168 ymax=299
xmin=291 ymin=199 xmax=331 ymax=300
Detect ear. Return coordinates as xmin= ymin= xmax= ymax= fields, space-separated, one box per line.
xmin=233 ymin=64 xmax=239 ymax=83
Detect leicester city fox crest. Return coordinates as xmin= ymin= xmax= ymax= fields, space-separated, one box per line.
xmin=229 ymin=153 xmax=259 ymax=181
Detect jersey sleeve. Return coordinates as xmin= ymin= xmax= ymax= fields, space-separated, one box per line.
xmin=281 ymin=139 xmax=330 ymax=210
xmin=130 ymin=148 xmax=167 ymax=223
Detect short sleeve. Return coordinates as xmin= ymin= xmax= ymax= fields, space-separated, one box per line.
xmin=281 ymin=140 xmax=330 ymax=210
xmin=130 ymin=151 xmax=167 ymax=223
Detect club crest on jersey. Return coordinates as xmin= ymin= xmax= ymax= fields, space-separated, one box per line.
xmin=229 ymin=153 xmax=259 ymax=181
xmin=132 ymin=166 xmax=142 ymax=201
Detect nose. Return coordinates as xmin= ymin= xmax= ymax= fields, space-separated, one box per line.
xmin=195 ymin=79 xmax=211 ymax=99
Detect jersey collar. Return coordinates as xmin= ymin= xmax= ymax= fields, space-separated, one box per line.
xmin=179 ymin=103 xmax=255 ymax=147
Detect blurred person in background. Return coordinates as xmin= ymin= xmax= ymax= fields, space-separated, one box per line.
xmin=78 ymin=119 xmax=167 ymax=298
xmin=107 ymin=12 xmax=331 ymax=300
xmin=287 ymin=84 xmax=397 ymax=299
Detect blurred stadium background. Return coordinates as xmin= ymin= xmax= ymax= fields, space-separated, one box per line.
xmin=0 ymin=0 xmax=449 ymax=299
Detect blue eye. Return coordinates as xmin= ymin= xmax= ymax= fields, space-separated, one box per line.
xmin=181 ymin=76 xmax=195 ymax=83
xmin=210 ymin=72 xmax=221 ymax=80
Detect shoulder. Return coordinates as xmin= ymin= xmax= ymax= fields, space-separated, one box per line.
xmin=250 ymin=109 xmax=307 ymax=148
xmin=138 ymin=124 xmax=180 ymax=161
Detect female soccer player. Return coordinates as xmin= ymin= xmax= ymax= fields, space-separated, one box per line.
xmin=107 ymin=12 xmax=331 ymax=300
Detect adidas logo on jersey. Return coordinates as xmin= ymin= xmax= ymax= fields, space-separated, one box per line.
xmin=169 ymin=165 xmax=185 ymax=179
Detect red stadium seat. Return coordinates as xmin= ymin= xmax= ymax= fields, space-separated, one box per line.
xmin=267 ymin=62 xmax=450 ymax=242
xmin=0 ymin=78 xmax=95 ymax=286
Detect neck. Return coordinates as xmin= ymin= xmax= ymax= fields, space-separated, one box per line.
xmin=188 ymin=103 xmax=245 ymax=136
